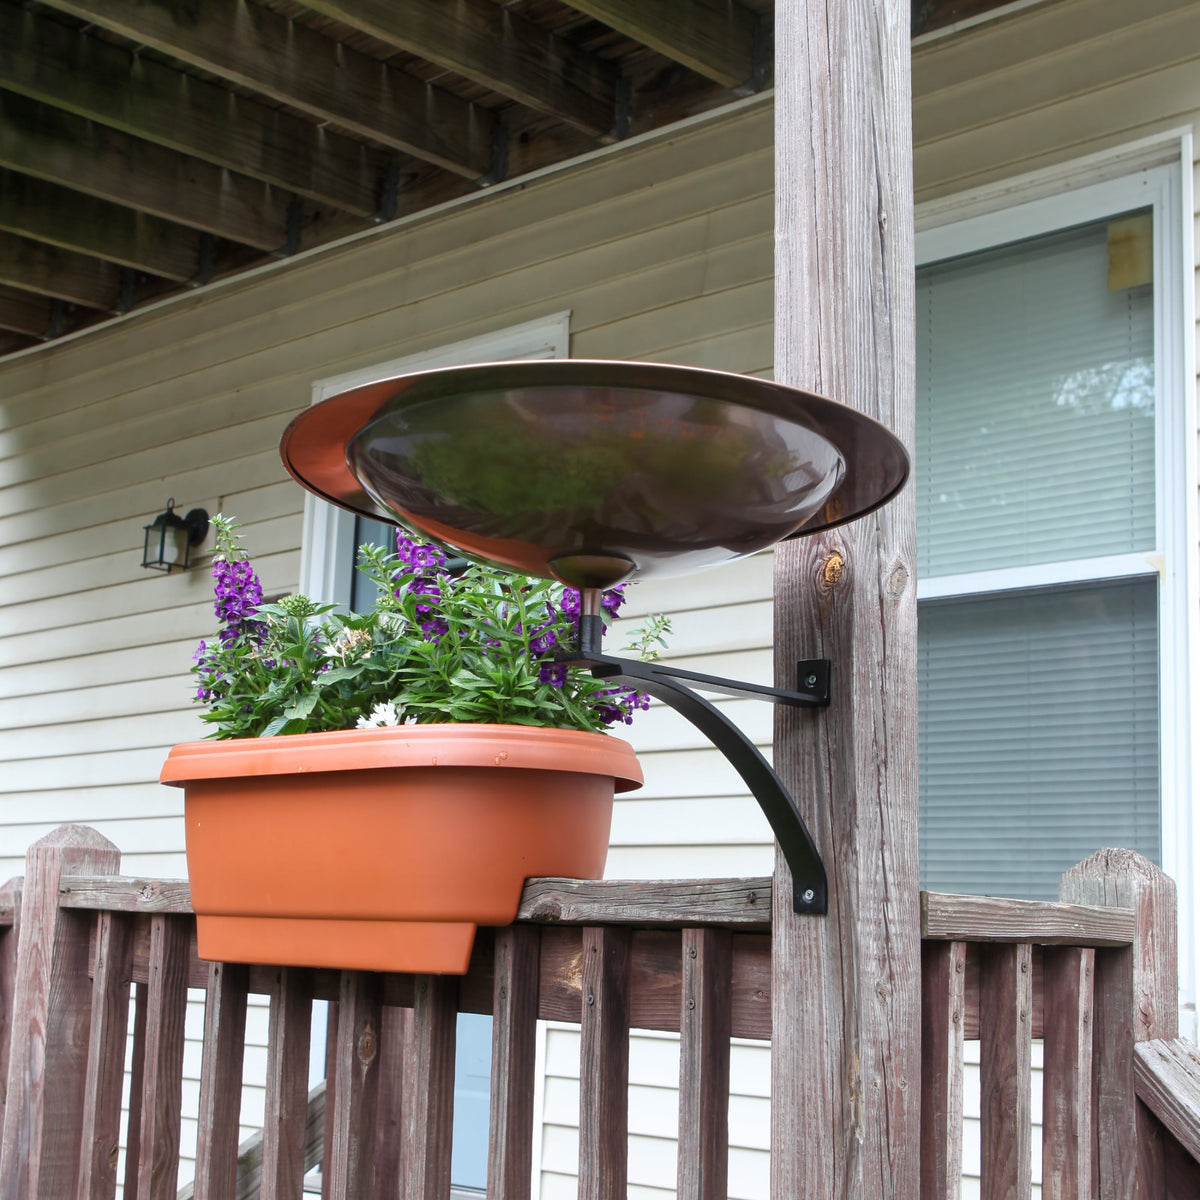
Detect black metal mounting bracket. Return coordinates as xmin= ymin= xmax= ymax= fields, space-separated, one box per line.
xmin=559 ymin=614 xmax=830 ymax=915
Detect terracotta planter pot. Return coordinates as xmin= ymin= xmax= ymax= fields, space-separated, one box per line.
xmin=160 ymin=724 xmax=642 ymax=974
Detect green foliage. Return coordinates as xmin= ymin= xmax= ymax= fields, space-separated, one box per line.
xmin=191 ymin=521 xmax=670 ymax=740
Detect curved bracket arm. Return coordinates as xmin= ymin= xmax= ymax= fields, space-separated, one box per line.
xmin=573 ymin=650 xmax=828 ymax=915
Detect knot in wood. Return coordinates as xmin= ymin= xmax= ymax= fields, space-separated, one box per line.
xmin=888 ymin=565 xmax=909 ymax=596
xmin=821 ymin=552 xmax=845 ymax=587
xmin=358 ymin=1022 xmax=378 ymax=1067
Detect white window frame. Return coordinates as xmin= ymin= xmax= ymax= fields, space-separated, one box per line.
xmin=915 ymin=148 xmax=1197 ymax=1032
xmin=298 ymin=310 xmax=572 ymax=610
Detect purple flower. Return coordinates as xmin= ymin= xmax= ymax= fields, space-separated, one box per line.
xmin=211 ymin=557 xmax=264 ymax=645
xmin=396 ymin=532 xmax=446 ymax=576
xmin=420 ymin=616 xmax=449 ymax=642
xmin=539 ymin=662 xmax=569 ymax=687
xmin=560 ymin=589 xmax=581 ymax=617
xmin=410 ymin=577 xmax=442 ymax=615
xmin=529 ymin=627 xmax=557 ymax=656
xmin=601 ymin=586 xmax=626 ymax=617
xmin=593 ymin=685 xmax=650 ymax=727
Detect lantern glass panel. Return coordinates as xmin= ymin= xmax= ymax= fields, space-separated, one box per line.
xmin=143 ymin=518 xmax=169 ymax=570
xmin=165 ymin=522 xmax=190 ymax=569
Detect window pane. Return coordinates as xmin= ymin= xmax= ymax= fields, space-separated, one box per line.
xmin=451 ymin=1012 xmax=492 ymax=1189
xmin=350 ymin=516 xmax=395 ymax=611
xmin=916 ymin=214 xmax=1155 ymax=578
xmin=918 ymin=578 xmax=1159 ymax=899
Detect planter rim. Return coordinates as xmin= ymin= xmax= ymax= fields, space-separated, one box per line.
xmin=160 ymin=722 xmax=642 ymax=792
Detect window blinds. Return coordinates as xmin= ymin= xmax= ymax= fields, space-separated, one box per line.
xmin=916 ymin=217 xmax=1155 ymax=580
xmin=918 ymin=578 xmax=1159 ymax=899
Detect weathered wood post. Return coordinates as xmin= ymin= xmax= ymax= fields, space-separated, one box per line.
xmin=0 ymin=824 xmax=121 ymax=1200
xmin=771 ymin=1 xmax=920 ymax=1196
xmin=1060 ymin=848 xmax=1178 ymax=1198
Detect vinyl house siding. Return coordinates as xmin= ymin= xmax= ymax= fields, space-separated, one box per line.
xmin=0 ymin=0 xmax=1198 ymax=1193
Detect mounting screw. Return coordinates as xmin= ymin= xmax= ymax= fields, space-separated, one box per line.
xmin=805 ymin=674 xmax=818 ymax=687
xmin=802 ymin=888 xmax=815 ymax=904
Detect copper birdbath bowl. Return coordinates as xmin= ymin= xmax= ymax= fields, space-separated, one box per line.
xmin=281 ymin=359 xmax=910 ymax=913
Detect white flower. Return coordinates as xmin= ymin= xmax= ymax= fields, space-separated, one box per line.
xmin=357 ymin=701 xmax=401 ymax=728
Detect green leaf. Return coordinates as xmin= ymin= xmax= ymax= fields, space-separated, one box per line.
xmin=283 ymin=692 xmax=320 ymax=721
xmin=318 ymin=664 xmax=364 ymax=685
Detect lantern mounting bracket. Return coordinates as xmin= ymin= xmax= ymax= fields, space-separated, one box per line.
xmin=559 ymin=614 xmax=829 ymax=915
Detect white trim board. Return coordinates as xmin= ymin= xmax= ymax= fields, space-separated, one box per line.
xmin=915 ymin=129 xmax=1193 ymax=234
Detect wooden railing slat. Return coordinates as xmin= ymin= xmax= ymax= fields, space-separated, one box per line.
xmin=134 ymin=915 xmax=191 ymax=1200
xmin=920 ymin=940 xmax=965 ymax=1200
xmin=59 ymin=875 xmax=193 ymax=914
xmin=403 ymin=976 xmax=458 ymax=1200
xmin=677 ymin=927 xmax=731 ymax=1200
xmin=578 ymin=926 xmax=631 ymax=1200
xmin=58 ymin=874 xmax=775 ymax=927
xmin=979 ymin=942 xmax=1033 ymax=1200
xmin=1041 ymin=946 xmax=1095 ymax=1200
xmin=519 ymin=877 xmax=771 ymax=927
xmin=921 ymin=892 xmax=1135 ymax=947
xmin=260 ymin=968 xmax=314 ymax=1199
xmin=1134 ymin=1040 xmax=1200 ymax=1164
xmin=76 ymin=911 xmax=134 ymax=1200
xmin=325 ymin=972 xmax=383 ymax=1200
xmin=0 ymin=825 xmax=120 ymax=1200
xmin=487 ymin=925 xmax=539 ymax=1200
xmin=0 ymin=878 xmax=22 ymax=1119
xmin=192 ymin=962 xmax=249 ymax=1200
xmin=369 ymin=1005 xmax=409 ymax=1200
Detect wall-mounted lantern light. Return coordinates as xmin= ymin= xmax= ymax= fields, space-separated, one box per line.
xmin=142 ymin=499 xmax=209 ymax=573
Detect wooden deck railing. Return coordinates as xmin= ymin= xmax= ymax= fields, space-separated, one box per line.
xmin=0 ymin=827 xmax=1198 ymax=1198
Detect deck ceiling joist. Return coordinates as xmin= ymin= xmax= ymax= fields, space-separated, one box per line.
xmin=0 ymin=0 xmax=1026 ymax=362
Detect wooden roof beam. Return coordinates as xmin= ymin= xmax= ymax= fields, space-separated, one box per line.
xmin=0 ymin=93 xmax=297 ymax=253
xmin=0 ymin=5 xmax=386 ymax=218
xmin=0 ymin=285 xmax=56 ymax=340
xmin=0 ymin=331 xmax=38 ymax=357
xmin=912 ymin=0 xmax=1029 ymax=38
xmin=303 ymin=0 xmax=618 ymax=140
xmin=0 ymin=233 xmax=121 ymax=312
xmin=567 ymin=0 xmax=762 ymax=90
xmin=0 ymin=171 xmax=200 ymax=283
xmin=38 ymin=0 xmax=496 ymax=179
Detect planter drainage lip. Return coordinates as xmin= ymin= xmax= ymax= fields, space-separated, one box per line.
xmin=160 ymin=722 xmax=643 ymax=792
